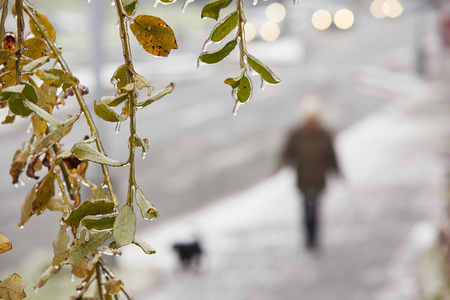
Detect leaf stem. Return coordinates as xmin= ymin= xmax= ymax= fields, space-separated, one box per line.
xmin=23 ymin=1 xmax=118 ymax=207
xmin=114 ymin=0 xmax=137 ymax=206
xmin=96 ymin=262 xmax=105 ymax=300
xmin=15 ymin=0 xmax=24 ymax=84
xmin=0 ymin=0 xmax=8 ymax=44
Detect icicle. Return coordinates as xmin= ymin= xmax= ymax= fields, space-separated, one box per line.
xmin=153 ymin=0 xmax=161 ymax=7
xmin=181 ymin=0 xmax=194 ymax=13
xmin=70 ymin=274 xmax=75 ymax=282
xmin=252 ymin=0 xmax=258 ymax=5
xmin=34 ymin=287 xmax=40 ymax=293
xmin=87 ymin=0 xmax=92 ymax=3
xmin=142 ymin=151 xmax=147 ymax=160
xmin=197 ymin=57 xmax=205 ymax=70
xmin=110 ymin=0 xmax=115 ymax=6
xmin=19 ymin=224 xmax=24 ymax=229
xmin=18 ymin=177 xmax=25 ymax=186
xmin=260 ymin=78 xmax=268 ymax=90
xmin=76 ymin=224 xmax=87 ymax=239
xmin=232 ymin=100 xmax=241 ymax=116
xmin=115 ymin=121 xmax=122 ymax=133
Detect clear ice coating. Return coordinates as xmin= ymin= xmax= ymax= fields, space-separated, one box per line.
xmin=232 ymin=100 xmax=241 ymax=116
xmin=115 ymin=121 xmax=122 ymax=133
xmin=202 ymin=40 xmax=213 ymax=52
xmin=197 ymin=57 xmax=206 ymax=70
xmin=181 ymin=0 xmax=195 ymax=13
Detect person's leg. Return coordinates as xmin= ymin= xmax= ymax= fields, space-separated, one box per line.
xmin=303 ymin=192 xmax=320 ymax=249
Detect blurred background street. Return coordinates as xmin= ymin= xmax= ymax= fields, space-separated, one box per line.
xmin=0 ymin=0 xmax=449 ymax=299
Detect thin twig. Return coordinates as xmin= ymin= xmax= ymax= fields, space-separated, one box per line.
xmin=15 ymin=0 xmax=24 ymax=84
xmin=0 ymin=0 xmax=8 ymax=43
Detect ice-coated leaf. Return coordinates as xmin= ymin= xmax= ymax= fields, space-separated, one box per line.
xmin=225 ymin=71 xmax=252 ymax=103
xmin=210 ymin=11 xmax=238 ymax=43
xmin=1 ymin=82 xmax=39 ymax=117
xmin=24 ymin=99 xmax=63 ymax=127
xmin=32 ymin=171 xmax=55 ymax=214
xmin=133 ymin=235 xmax=156 ymax=255
xmin=64 ymin=200 xmax=115 ymax=229
xmin=123 ymin=0 xmax=140 ymax=16
xmin=46 ymin=197 xmax=65 ymax=212
xmin=247 ymin=54 xmax=281 ymax=85
xmin=71 ymin=258 xmax=88 ymax=279
xmin=52 ymin=223 xmax=70 ymax=266
xmin=0 ymin=273 xmax=26 ymax=300
xmin=113 ymin=205 xmax=136 ymax=247
xmin=91 ymin=189 xmax=109 ymax=202
xmin=67 ymin=230 xmax=112 ymax=265
xmin=110 ymin=64 xmax=130 ymax=90
xmin=135 ymin=186 xmax=159 ymax=220
xmin=138 ymin=82 xmax=174 ymax=108
xmin=2 ymin=115 xmax=15 ymax=124
xmin=19 ymin=186 xmax=37 ymax=227
xmin=32 ymin=83 xmax=57 ymax=141
xmin=0 ymin=233 xmax=12 ymax=254
xmin=32 ymin=113 xmax=79 ymax=154
xmin=130 ymin=15 xmax=178 ymax=57
xmin=36 ymin=69 xmax=79 ymax=91
xmin=100 ymin=94 xmax=128 ymax=108
xmin=81 ymin=215 xmax=116 ymax=231
xmin=134 ymin=73 xmax=152 ymax=95
xmin=23 ymin=38 xmax=47 ymax=60
xmin=105 ymin=279 xmax=122 ymax=295
xmin=201 ymin=0 xmax=233 ymax=20
xmin=71 ymin=141 xmax=124 ymax=167
xmin=29 ymin=12 xmax=56 ymax=42
xmin=34 ymin=265 xmax=59 ymax=291
xmin=199 ymin=39 xmax=237 ymax=64
xmin=94 ymin=101 xmax=127 ymax=123
xmin=10 ymin=147 xmax=30 ymax=185
xmin=130 ymin=135 xmax=149 ymax=158
xmin=22 ymin=56 xmax=50 ymax=73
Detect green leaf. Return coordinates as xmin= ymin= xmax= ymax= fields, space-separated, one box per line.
xmin=201 ymin=0 xmax=233 ymax=20
xmin=64 ymin=200 xmax=115 ymax=229
xmin=210 ymin=11 xmax=238 ymax=43
xmin=133 ymin=235 xmax=156 ymax=255
xmin=138 ymin=82 xmax=175 ymax=107
xmin=81 ymin=215 xmax=116 ymax=231
xmin=91 ymin=189 xmax=109 ymax=202
xmin=225 ymin=70 xmax=252 ymax=103
xmin=0 ymin=273 xmax=26 ymax=300
xmin=22 ymin=56 xmax=50 ymax=73
xmin=130 ymin=15 xmax=178 ymax=57
xmin=135 ymin=186 xmax=159 ymax=220
xmin=100 ymin=94 xmax=128 ymax=108
xmin=199 ymin=39 xmax=237 ymax=64
xmin=71 ymin=141 xmax=124 ymax=167
xmin=52 ymin=224 xmax=70 ymax=266
xmin=123 ymin=0 xmax=140 ymax=16
xmin=67 ymin=230 xmax=112 ymax=266
xmin=32 ymin=113 xmax=79 ymax=154
xmin=247 ymin=54 xmax=281 ymax=85
xmin=94 ymin=101 xmax=127 ymax=123
xmin=19 ymin=186 xmax=37 ymax=227
xmin=32 ymin=171 xmax=54 ymax=214
xmin=113 ymin=205 xmax=136 ymax=247
xmin=29 ymin=13 xmax=56 ymax=42
xmin=0 ymin=233 xmax=12 ymax=254
xmin=2 ymin=115 xmax=15 ymax=124
xmin=36 ymin=69 xmax=79 ymax=91
xmin=110 ymin=64 xmax=130 ymax=90
xmin=1 ymin=82 xmax=39 ymax=117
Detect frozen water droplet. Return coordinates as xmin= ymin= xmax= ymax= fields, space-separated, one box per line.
xmin=34 ymin=287 xmax=40 ymax=293
xmin=87 ymin=0 xmax=91 ymax=3
xmin=142 ymin=151 xmax=147 ymax=160
xmin=110 ymin=0 xmax=115 ymax=6
xmin=71 ymin=273 xmax=75 ymax=282
xmin=232 ymin=101 xmax=241 ymax=116
xmin=19 ymin=224 xmax=24 ymax=229
xmin=19 ymin=177 xmax=25 ymax=186
xmin=14 ymin=183 xmax=19 ymax=188
xmin=26 ymin=123 xmax=32 ymax=133
xmin=252 ymin=0 xmax=258 ymax=5
xmin=53 ymin=165 xmax=61 ymax=174
xmin=53 ymin=265 xmax=59 ymax=270
xmin=59 ymin=219 xmax=65 ymax=226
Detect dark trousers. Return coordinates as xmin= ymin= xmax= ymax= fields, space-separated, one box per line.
xmin=301 ymin=192 xmax=321 ymax=249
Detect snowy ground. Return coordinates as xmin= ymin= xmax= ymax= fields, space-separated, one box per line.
xmin=115 ymin=79 xmax=450 ymax=299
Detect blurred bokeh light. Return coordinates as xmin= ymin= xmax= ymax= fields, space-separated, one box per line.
xmin=266 ymin=3 xmax=286 ymax=23
xmin=312 ymin=9 xmax=332 ymax=30
xmin=334 ymin=9 xmax=355 ymax=30
xmin=260 ymin=22 xmax=281 ymax=41
xmin=244 ymin=22 xmax=257 ymax=42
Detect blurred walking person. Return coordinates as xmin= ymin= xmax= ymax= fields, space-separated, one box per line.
xmin=276 ymin=97 xmax=339 ymax=250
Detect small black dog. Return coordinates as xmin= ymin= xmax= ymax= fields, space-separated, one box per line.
xmin=173 ymin=240 xmax=203 ymax=271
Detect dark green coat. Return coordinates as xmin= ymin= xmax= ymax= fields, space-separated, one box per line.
xmin=280 ymin=125 xmax=339 ymax=193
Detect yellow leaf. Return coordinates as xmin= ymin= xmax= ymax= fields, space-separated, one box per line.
xmin=104 ymin=279 xmax=122 ymax=295
xmin=29 ymin=13 xmax=56 ymax=42
xmin=0 ymin=273 xmax=26 ymax=300
xmin=130 ymin=15 xmax=178 ymax=57
xmin=0 ymin=233 xmax=12 ymax=254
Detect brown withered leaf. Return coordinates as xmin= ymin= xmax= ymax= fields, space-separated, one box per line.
xmin=130 ymin=15 xmax=178 ymax=57
xmin=0 ymin=273 xmax=26 ymax=300
xmin=2 ymin=32 xmax=16 ymax=51
xmin=62 ymin=154 xmax=82 ymax=173
xmin=42 ymin=150 xmax=51 ymax=169
xmin=26 ymin=155 xmax=43 ymax=180
xmin=32 ymin=171 xmax=55 ymax=214
xmin=32 ymin=83 xmax=57 ymax=140
xmin=71 ymin=257 xmax=88 ymax=279
xmin=0 ymin=232 xmax=12 ymax=254
xmin=10 ymin=147 xmax=30 ymax=185
xmin=105 ymin=279 xmax=122 ymax=295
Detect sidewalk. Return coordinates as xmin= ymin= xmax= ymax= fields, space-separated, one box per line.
xmin=118 ymin=83 xmax=450 ymax=300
